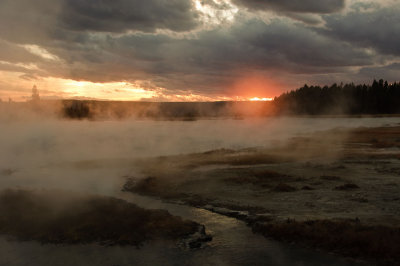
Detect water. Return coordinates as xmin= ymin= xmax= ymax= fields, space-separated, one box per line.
xmin=0 ymin=191 xmax=365 ymax=266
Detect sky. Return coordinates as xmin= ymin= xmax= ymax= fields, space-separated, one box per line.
xmin=0 ymin=0 xmax=399 ymax=101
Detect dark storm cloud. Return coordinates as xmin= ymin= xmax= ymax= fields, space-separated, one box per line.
xmin=0 ymin=0 xmax=61 ymax=44
xmin=60 ymin=0 xmax=199 ymax=33
xmin=35 ymin=18 xmax=374 ymax=94
xmin=321 ymin=7 xmax=400 ymax=56
xmin=358 ymin=63 xmax=400 ymax=81
xmin=231 ymin=0 xmax=345 ymax=14
xmin=0 ymin=0 xmax=199 ymax=45
xmin=230 ymin=20 xmax=372 ymax=68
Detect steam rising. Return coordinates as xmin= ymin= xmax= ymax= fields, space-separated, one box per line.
xmin=1 ymin=103 xmax=398 ymax=196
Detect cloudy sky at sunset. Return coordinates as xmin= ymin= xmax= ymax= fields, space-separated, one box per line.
xmin=0 ymin=0 xmax=399 ymax=101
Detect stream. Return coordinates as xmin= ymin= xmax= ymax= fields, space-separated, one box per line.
xmin=0 ymin=191 xmax=366 ymax=266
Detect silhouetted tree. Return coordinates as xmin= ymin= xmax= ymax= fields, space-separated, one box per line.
xmin=273 ymin=79 xmax=400 ymax=115
xmin=63 ymin=100 xmax=91 ymax=119
xmin=31 ymin=85 xmax=40 ymax=102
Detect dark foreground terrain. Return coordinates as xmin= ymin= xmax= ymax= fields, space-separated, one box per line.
xmin=124 ymin=125 xmax=400 ymax=265
xmin=0 ymin=190 xmax=211 ymax=247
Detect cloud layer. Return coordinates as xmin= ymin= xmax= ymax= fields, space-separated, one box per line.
xmin=61 ymin=0 xmax=199 ymax=33
xmin=0 ymin=0 xmax=399 ymax=100
xmin=232 ymin=0 xmax=345 ymax=14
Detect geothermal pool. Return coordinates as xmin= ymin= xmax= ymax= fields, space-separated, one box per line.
xmin=0 ymin=116 xmax=393 ymax=265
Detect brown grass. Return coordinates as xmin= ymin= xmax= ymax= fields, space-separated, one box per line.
xmin=272 ymin=183 xmax=297 ymax=192
xmin=334 ymin=183 xmax=360 ymax=191
xmin=253 ymin=219 xmax=400 ymax=265
xmin=0 ymin=169 xmax=16 ymax=176
xmin=320 ymin=175 xmax=342 ymax=181
xmin=0 ymin=189 xmax=200 ymax=246
xmin=223 ymin=170 xmax=290 ymax=188
xmin=347 ymin=127 xmax=400 ymax=149
xmin=122 ymin=177 xmax=175 ymax=197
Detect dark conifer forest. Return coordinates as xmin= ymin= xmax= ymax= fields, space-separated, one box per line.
xmin=273 ymin=79 xmax=400 ymax=115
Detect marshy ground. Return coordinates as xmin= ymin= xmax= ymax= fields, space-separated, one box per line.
xmin=1 ymin=117 xmax=400 ymax=265
xmin=124 ymin=125 xmax=400 ymax=265
xmin=0 ymin=189 xmax=210 ymax=247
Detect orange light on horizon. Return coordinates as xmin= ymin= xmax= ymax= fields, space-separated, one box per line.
xmin=0 ymin=69 xmax=281 ymax=102
xmin=249 ymin=97 xmax=273 ymax=101
xmin=230 ymin=73 xmax=282 ymax=100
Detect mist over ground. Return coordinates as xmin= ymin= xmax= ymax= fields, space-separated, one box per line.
xmin=1 ymin=103 xmax=400 ymax=266
xmin=0 ymin=104 xmax=398 ymax=195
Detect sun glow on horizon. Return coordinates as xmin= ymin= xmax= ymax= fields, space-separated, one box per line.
xmin=0 ymin=70 xmax=280 ymax=102
xmin=249 ymin=97 xmax=273 ymax=101
xmin=51 ymin=80 xmax=161 ymax=101
xmin=230 ymin=73 xmax=282 ymax=101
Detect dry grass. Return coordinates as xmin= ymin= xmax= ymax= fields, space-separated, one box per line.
xmin=253 ymin=219 xmax=400 ymax=265
xmin=0 ymin=189 xmax=200 ymax=246
xmin=320 ymin=175 xmax=342 ymax=181
xmin=223 ymin=170 xmax=290 ymax=187
xmin=347 ymin=127 xmax=400 ymax=149
xmin=122 ymin=177 xmax=176 ymax=198
xmin=272 ymin=183 xmax=297 ymax=192
xmin=0 ymin=169 xmax=16 ymax=176
xmin=334 ymin=183 xmax=360 ymax=191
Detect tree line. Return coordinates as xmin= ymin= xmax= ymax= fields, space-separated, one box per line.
xmin=273 ymin=79 xmax=400 ymax=115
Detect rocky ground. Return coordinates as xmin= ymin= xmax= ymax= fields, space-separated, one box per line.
xmin=124 ymin=126 xmax=400 ymax=265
